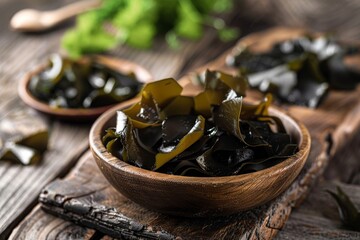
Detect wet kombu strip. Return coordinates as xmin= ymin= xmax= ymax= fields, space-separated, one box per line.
xmin=103 ymin=70 xmax=297 ymax=177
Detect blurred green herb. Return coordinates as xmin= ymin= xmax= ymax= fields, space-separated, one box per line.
xmin=62 ymin=0 xmax=238 ymax=58
xmin=327 ymin=186 xmax=360 ymax=231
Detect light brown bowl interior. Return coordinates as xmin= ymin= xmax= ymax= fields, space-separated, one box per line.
xmin=18 ymin=55 xmax=153 ymax=121
xmin=90 ymin=101 xmax=311 ymax=217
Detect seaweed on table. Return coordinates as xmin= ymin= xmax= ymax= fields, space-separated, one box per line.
xmin=327 ymin=186 xmax=360 ymax=231
xmin=226 ymin=36 xmax=360 ymax=108
xmin=0 ymin=109 xmax=48 ymax=165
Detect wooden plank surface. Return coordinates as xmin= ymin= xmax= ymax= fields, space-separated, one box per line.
xmin=0 ymin=0 xmax=91 ymax=235
xmin=276 ymin=181 xmax=360 ymax=240
xmin=10 ymin=144 xmax=325 ymax=240
xmin=12 ymin=158 xmax=360 ymax=240
xmin=239 ymin=0 xmax=360 ymax=42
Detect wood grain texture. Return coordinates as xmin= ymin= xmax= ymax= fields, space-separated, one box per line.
xmin=239 ymin=0 xmax=360 ymax=42
xmin=9 ymin=205 xmax=97 ymax=240
xmin=276 ymin=181 xmax=360 ymax=239
xmin=39 ymin=148 xmax=325 ymax=240
xmin=324 ymin=100 xmax=360 ymax=182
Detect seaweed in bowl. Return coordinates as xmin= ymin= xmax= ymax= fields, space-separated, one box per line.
xmin=29 ymin=54 xmax=143 ymax=109
xmin=225 ymin=35 xmax=360 ymax=108
xmin=102 ymin=70 xmax=298 ymax=177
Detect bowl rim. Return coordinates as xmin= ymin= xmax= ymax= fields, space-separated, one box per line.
xmin=18 ymin=55 xmax=153 ymax=120
xmin=90 ymin=100 xmax=311 ymax=184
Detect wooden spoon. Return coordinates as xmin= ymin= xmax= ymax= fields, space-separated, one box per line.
xmin=10 ymin=0 xmax=101 ymax=32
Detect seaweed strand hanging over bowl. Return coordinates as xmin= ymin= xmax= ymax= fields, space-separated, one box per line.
xmin=103 ymin=70 xmax=298 ymax=177
xmin=226 ymin=35 xmax=360 ymax=108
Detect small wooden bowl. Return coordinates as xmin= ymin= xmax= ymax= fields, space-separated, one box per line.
xmin=90 ymin=103 xmax=311 ymax=217
xmin=18 ymin=55 xmax=153 ymax=121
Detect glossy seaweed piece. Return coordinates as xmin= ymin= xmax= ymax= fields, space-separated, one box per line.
xmin=0 ymin=110 xmax=48 ymax=165
xmin=103 ymin=70 xmax=297 ymax=176
xmin=327 ymin=186 xmax=360 ymax=231
xmin=29 ymin=54 xmax=142 ymax=109
xmin=227 ymin=36 xmax=360 ymax=108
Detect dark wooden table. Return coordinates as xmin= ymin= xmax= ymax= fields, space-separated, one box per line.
xmin=1 ymin=0 xmax=360 ymax=239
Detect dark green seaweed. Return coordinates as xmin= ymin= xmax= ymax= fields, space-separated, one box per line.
xmin=0 ymin=110 xmax=48 ymax=165
xmin=226 ymin=36 xmax=360 ymax=108
xmin=29 ymin=54 xmax=143 ymax=109
xmin=327 ymin=186 xmax=360 ymax=231
xmin=103 ymin=70 xmax=297 ymax=176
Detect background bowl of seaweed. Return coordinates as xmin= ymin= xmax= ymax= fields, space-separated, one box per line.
xmin=18 ymin=55 xmax=153 ymax=121
xmin=90 ymin=100 xmax=311 ymax=217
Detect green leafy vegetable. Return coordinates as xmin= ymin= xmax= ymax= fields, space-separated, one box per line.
xmin=327 ymin=186 xmax=360 ymax=231
xmin=103 ymin=70 xmax=297 ymax=176
xmin=62 ymin=0 xmax=238 ymax=58
xmin=226 ymin=35 xmax=360 ymax=108
xmin=175 ymin=0 xmax=203 ymax=40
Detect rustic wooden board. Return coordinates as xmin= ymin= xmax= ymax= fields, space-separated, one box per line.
xmin=11 ymin=169 xmax=360 ymax=240
xmin=37 ymin=146 xmax=328 ymax=240
xmin=276 ymin=180 xmax=360 ymax=240
xmin=239 ymin=0 xmax=360 ymax=42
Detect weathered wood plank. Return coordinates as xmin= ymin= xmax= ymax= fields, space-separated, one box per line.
xmin=276 ymin=181 xmax=360 ymax=239
xmin=0 ymin=7 xmax=88 ymax=237
xmin=9 ymin=205 xmax=97 ymax=240
xmin=239 ymin=0 xmax=360 ymax=42
xmin=18 ymin=139 xmax=326 ymax=240
xmin=12 ymin=156 xmax=360 ymax=240
xmin=324 ymin=101 xmax=360 ymax=182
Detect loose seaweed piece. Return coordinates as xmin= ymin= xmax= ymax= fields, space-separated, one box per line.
xmin=0 ymin=109 xmax=48 ymax=165
xmin=29 ymin=54 xmax=143 ymax=109
xmin=225 ymin=35 xmax=360 ymax=108
xmin=327 ymin=186 xmax=360 ymax=231
xmin=103 ymin=70 xmax=297 ymax=176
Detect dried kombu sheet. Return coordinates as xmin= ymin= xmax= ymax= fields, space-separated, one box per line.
xmin=103 ymin=70 xmax=297 ymax=177
xmin=226 ymin=36 xmax=360 ymax=108
xmin=0 ymin=109 xmax=48 ymax=165
xmin=29 ymin=54 xmax=143 ymax=109
xmin=327 ymin=186 xmax=360 ymax=231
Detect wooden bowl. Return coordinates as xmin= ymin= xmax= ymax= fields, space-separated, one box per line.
xmin=90 ymin=103 xmax=311 ymax=217
xmin=18 ymin=55 xmax=153 ymax=121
